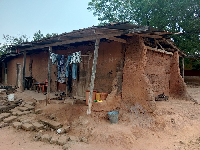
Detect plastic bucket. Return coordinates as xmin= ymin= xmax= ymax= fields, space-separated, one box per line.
xmin=108 ymin=111 xmax=119 ymax=124
xmin=8 ymin=94 xmax=14 ymax=101
xmin=96 ymin=93 xmax=101 ymax=100
xmin=86 ymin=90 xmax=97 ymax=105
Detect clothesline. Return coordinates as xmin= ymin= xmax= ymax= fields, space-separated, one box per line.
xmin=50 ymin=51 xmax=82 ymax=83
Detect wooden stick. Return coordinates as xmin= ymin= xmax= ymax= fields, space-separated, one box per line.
xmin=87 ymin=38 xmax=100 ymax=115
xmin=46 ymin=47 xmax=52 ymax=105
xmin=22 ymin=50 xmax=26 ymax=91
xmin=182 ymin=57 xmax=184 ymax=80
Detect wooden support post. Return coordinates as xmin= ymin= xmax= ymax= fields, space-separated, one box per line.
xmin=22 ymin=50 xmax=26 ymax=91
xmin=46 ymin=47 xmax=52 ymax=105
xmin=87 ymin=39 xmax=100 ymax=115
xmin=182 ymin=57 xmax=184 ymax=80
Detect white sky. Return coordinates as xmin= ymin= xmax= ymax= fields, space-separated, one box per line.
xmin=0 ymin=0 xmax=99 ymax=44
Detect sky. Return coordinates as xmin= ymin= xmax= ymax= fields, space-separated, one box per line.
xmin=0 ymin=0 xmax=99 ymax=44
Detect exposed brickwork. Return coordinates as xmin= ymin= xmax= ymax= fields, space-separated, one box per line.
xmin=122 ymin=35 xmax=156 ymax=113
xmin=145 ymin=50 xmax=171 ymax=97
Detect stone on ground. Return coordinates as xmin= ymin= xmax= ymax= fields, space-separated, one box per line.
xmin=3 ymin=116 xmax=17 ymax=123
xmin=41 ymin=119 xmax=62 ymax=130
xmin=50 ymin=135 xmax=59 ymax=144
xmin=58 ymin=135 xmax=69 ymax=146
xmin=62 ymin=141 xmax=75 ymax=150
xmin=41 ymin=134 xmax=52 ymax=142
xmin=13 ymin=122 xmax=22 ymax=129
xmin=17 ymin=106 xmax=29 ymax=112
xmin=24 ymin=104 xmax=34 ymax=110
xmin=32 ymin=122 xmax=44 ymax=131
xmin=80 ymin=137 xmax=88 ymax=143
xmin=33 ymin=133 xmax=42 ymax=141
xmin=69 ymin=135 xmax=80 ymax=142
xmin=22 ymin=123 xmax=34 ymax=131
xmin=0 ymin=113 xmax=11 ymax=121
xmin=35 ymin=109 xmax=42 ymax=114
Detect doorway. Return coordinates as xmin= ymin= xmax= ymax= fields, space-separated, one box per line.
xmin=16 ymin=63 xmax=21 ymax=88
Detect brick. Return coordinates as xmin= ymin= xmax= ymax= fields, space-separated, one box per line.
xmin=80 ymin=137 xmax=88 ymax=143
xmin=21 ymin=111 xmax=32 ymax=115
xmin=22 ymin=123 xmax=34 ymax=131
xmin=12 ymin=111 xmax=24 ymax=116
xmin=41 ymin=119 xmax=62 ymax=130
xmin=25 ymin=102 xmax=35 ymax=106
xmin=69 ymin=135 xmax=79 ymax=142
xmin=3 ymin=116 xmax=17 ymax=123
xmin=13 ymin=122 xmax=22 ymax=129
xmin=32 ymin=122 xmax=44 ymax=131
xmin=17 ymin=107 xmax=29 ymax=112
xmin=0 ymin=113 xmax=11 ymax=121
xmin=62 ymin=141 xmax=75 ymax=150
xmin=50 ymin=135 xmax=59 ymax=144
xmin=33 ymin=133 xmax=42 ymax=141
xmin=41 ymin=134 xmax=52 ymax=142
xmin=24 ymin=104 xmax=34 ymax=110
xmin=35 ymin=109 xmax=42 ymax=114
xmin=9 ymin=108 xmax=19 ymax=113
xmin=58 ymin=135 xmax=69 ymax=146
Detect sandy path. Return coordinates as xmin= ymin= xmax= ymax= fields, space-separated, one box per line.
xmin=0 ymin=85 xmax=200 ymax=150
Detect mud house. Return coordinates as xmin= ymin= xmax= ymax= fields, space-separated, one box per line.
xmin=0 ymin=23 xmax=187 ymax=113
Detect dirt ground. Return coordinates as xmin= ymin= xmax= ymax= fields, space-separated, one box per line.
xmin=1 ymin=84 xmax=200 ymax=150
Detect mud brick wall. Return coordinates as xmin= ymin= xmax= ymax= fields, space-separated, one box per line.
xmin=145 ymin=50 xmax=171 ymax=97
xmin=169 ymin=51 xmax=188 ymax=98
xmin=122 ymin=35 xmax=156 ymax=113
xmin=7 ymin=55 xmax=31 ymax=86
xmin=94 ymin=41 xmax=124 ymax=93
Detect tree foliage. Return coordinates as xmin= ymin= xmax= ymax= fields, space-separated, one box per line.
xmin=88 ymin=0 xmax=200 ymax=54
xmin=0 ymin=30 xmax=58 ymax=55
xmin=33 ymin=30 xmax=58 ymax=41
xmin=0 ymin=34 xmax=29 ymax=54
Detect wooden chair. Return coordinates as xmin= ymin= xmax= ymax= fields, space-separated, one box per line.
xmin=38 ymin=79 xmax=48 ymax=93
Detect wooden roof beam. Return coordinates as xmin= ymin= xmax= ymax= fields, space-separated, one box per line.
xmin=22 ymin=31 xmax=125 ymax=51
xmin=107 ymin=37 xmax=126 ymax=43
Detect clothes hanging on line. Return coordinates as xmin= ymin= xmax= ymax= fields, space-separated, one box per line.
xmin=70 ymin=51 xmax=81 ymax=64
xmin=50 ymin=53 xmax=58 ymax=64
xmin=72 ymin=63 xmax=77 ymax=80
xmin=66 ymin=55 xmax=72 ymax=78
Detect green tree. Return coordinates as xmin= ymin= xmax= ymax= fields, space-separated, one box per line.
xmin=33 ymin=30 xmax=58 ymax=41
xmin=0 ymin=34 xmax=29 ymax=54
xmin=88 ymin=0 xmax=200 ymax=54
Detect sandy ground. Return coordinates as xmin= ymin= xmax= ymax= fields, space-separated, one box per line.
xmin=1 ymin=85 xmax=200 ymax=150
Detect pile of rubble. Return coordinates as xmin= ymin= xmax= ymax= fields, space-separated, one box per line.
xmin=0 ymin=89 xmax=88 ymax=150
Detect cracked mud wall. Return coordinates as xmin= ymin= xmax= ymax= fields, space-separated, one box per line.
xmin=122 ymin=35 xmax=156 ymax=113
xmin=145 ymin=50 xmax=171 ymax=97
xmin=169 ymin=51 xmax=188 ymax=99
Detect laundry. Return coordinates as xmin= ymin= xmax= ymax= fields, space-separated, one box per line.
xmin=50 ymin=53 xmax=58 ymax=64
xmin=72 ymin=63 xmax=77 ymax=79
xmin=60 ymin=55 xmax=66 ymax=71
xmin=57 ymin=55 xmax=62 ymax=79
xmin=70 ymin=51 xmax=81 ymax=64
xmin=66 ymin=55 xmax=72 ymax=78
xmin=58 ymin=69 xmax=66 ymax=83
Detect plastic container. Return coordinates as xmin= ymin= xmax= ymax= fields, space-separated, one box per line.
xmin=101 ymin=93 xmax=108 ymax=100
xmin=96 ymin=93 xmax=101 ymax=100
xmin=86 ymin=90 xmax=97 ymax=105
xmin=8 ymin=94 xmax=14 ymax=101
xmin=108 ymin=111 xmax=119 ymax=124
